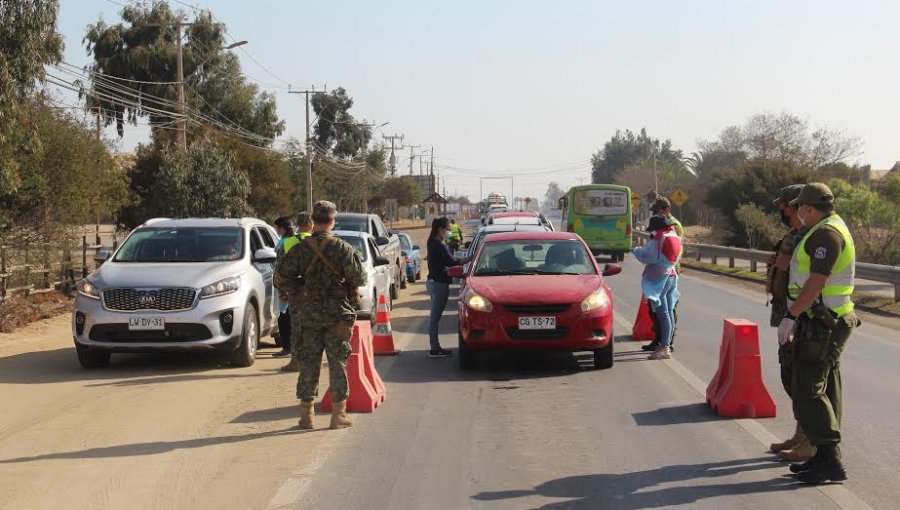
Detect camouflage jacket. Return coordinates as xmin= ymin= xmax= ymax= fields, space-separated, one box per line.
xmin=274 ymin=231 xmax=367 ymax=323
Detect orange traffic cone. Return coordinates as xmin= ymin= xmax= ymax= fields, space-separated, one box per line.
xmin=372 ymin=294 xmax=400 ymax=355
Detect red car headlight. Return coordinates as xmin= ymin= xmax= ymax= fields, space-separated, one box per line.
xmin=581 ymin=289 xmax=609 ymax=312
xmin=465 ymin=290 xmax=493 ymax=313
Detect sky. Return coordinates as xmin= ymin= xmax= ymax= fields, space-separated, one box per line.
xmin=56 ymin=0 xmax=900 ymax=204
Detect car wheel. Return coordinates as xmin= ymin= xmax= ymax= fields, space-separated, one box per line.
xmin=593 ymin=337 xmax=614 ymax=370
xmin=390 ymin=281 xmax=400 ymax=301
xmin=76 ymin=343 xmax=110 ymax=369
xmin=230 ymin=304 xmax=259 ymax=367
xmin=458 ymin=329 xmax=476 ymax=370
xmin=400 ymin=264 xmax=408 ymax=289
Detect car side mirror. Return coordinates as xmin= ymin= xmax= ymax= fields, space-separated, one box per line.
xmin=93 ymin=249 xmax=112 ymax=266
xmin=448 ymin=266 xmax=466 ymax=278
xmin=374 ymin=256 xmax=391 ymax=267
xmin=253 ymin=247 xmax=277 ymax=264
xmin=375 ymin=236 xmax=390 ymax=246
xmin=412 ymin=245 xmax=421 ymax=251
xmin=602 ymin=263 xmax=622 ymax=277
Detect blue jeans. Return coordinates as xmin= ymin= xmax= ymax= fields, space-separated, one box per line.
xmin=426 ymin=279 xmax=451 ymax=350
xmin=650 ymin=275 xmax=677 ymax=348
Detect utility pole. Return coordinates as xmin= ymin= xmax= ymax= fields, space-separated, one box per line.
xmin=383 ymin=134 xmax=404 ymax=176
xmin=289 ymin=85 xmax=327 ymax=211
xmin=175 ymin=21 xmax=186 ymax=149
xmin=407 ymin=144 xmax=421 ymax=176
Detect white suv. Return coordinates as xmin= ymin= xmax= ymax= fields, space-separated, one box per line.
xmin=72 ymin=218 xmax=280 ymax=368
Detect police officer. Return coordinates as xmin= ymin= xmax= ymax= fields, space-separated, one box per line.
xmin=766 ymin=185 xmax=813 ymax=461
xmin=275 ymin=212 xmax=313 ymax=373
xmin=275 ymin=201 xmax=367 ymax=430
xmin=449 ymin=218 xmax=463 ymax=253
xmin=778 ymin=182 xmax=861 ymax=484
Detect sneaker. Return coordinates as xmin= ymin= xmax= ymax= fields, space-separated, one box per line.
xmin=272 ymin=349 xmax=292 ymax=358
xmin=429 ymin=348 xmax=452 ymax=358
xmin=648 ymin=347 xmax=672 ymax=360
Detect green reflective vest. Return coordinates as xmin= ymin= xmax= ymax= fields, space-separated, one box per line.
xmin=450 ymin=223 xmax=462 ymax=242
xmin=788 ymin=214 xmax=855 ymax=317
xmin=282 ymin=231 xmax=311 ymax=254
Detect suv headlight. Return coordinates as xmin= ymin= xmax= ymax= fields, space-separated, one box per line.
xmin=200 ymin=277 xmax=241 ymax=299
xmin=466 ymin=290 xmax=493 ymax=313
xmin=581 ymin=288 xmax=609 ymax=312
xmin=78 ymin=280 xmax=101 ymax=300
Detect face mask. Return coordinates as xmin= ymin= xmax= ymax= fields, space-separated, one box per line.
xmin=797 ymin=207 xmax=808 ymax=227
xmin=779 ymin=210 xmax=792 ymax=227
xmin=444 ymin=230 xmax=452 ymax=240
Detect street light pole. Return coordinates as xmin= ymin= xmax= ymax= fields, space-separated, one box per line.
xmin=176 ymin=21 xmax=186 ymax=149
xmin=289 ymin=85 xmax=327 ymax=212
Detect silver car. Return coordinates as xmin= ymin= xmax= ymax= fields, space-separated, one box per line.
xmin=72 ymin=218 xmax=280 ymax=368
xmin=333 ymin=230 xmax=394 ymax=319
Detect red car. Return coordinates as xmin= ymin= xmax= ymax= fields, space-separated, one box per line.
xmin=448 ymin=231 xmax=622 ymax=370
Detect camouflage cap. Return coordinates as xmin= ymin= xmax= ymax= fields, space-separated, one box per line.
xmin=311 ymin=200 xmax=337 ymax=224
xmin=789 ymin=182 xmax=834 ymax=207
xmin=651 ymin=197 xmax=671 ymax=213
xmin=772 ymin=184 xmax=804 ymax=206
xmin=647 ymin=214 xmax=675 ymax=232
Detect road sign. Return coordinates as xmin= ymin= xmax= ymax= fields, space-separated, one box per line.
xmin=631 ymin=191 xmax=641 ymax=208
xmin=670 ymin=188 xmax=689 ymax=207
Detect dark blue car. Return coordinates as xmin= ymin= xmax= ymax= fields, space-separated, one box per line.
xmin=398 ymin=232 xmax=422 ymax=283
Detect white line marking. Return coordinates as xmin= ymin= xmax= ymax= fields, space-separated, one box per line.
xmin=613 ymin=311 xmax=873 ymax=510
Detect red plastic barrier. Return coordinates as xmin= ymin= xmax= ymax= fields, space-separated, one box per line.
xmin=320 ymin=321 xmax=386 ymax=413
xmin=372 ymin=294 xmax=401 ymax=355
xmin=706 ymin=319 xmax=776 ymax=418
xmin=631 ymin=295 xmax=656 ymax=341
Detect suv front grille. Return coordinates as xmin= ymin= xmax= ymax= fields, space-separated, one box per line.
xmin=103 ymin=288 xmax=197 ymax=312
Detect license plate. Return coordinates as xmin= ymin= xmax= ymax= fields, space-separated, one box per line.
xmin=128 ymin=317 xmax=165 ymax=330
xmin=518 ymin=316 xmax=556 ymax=330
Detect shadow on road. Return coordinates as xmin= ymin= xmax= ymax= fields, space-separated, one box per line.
xmin=230 ymin=405 xmax=298 ymax=424
xmin=0 ymin=427 xmax=308 ymax=464
xmin=472 ymin=456 xmax=802 ymax=509
xmin=0 ymin=347 xmax=253 ymax=385
xmin=631 ymin=403 xmax=725 ymax=426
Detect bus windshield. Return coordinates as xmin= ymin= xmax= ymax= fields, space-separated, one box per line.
xmin=573 ymin=189 xmax=628 ymax=216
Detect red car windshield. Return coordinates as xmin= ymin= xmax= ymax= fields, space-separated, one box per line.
xmin=473 ymin=240 xmax=596 ymax=276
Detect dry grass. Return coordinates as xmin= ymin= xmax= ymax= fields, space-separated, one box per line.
xmin=0 ymin=293 xmax=72 ymax=334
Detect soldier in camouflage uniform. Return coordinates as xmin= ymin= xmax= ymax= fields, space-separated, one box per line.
xmin=275 ymin=201 xmax=366 ymax=430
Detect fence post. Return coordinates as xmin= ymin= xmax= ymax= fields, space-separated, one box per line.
xmin=750 ymin=260 xmax=758 ymax=272
xmin=82 ymin=236 xmax=88 ymax=278
xmin=24 ymin=241 xmax=31 ymax=294
xmin=0 ymin=245 xmax=6 ymax=301
xmin=42 ymin=242 xmax=51 ymax=290
xmin=728 ymin=256 xmax=735 ymax=268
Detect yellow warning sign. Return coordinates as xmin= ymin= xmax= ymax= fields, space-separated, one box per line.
xmin=670 ymin=188 xmax=689 ymax=207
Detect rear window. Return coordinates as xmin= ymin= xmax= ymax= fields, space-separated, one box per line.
xmin=399 ymin=235 xmax=412 ymax=250
xmin=573 ymin=189 xmax=628 ymax=216
xmin=333 ymin=217 xmax=368 ymax=233
xmin=338 ymin=235 xmax=368 ymax=261
xmin=474 ymin=240 xmax=596 ymax=276
xmin=114 ymin=227 xmax=243 ymax=263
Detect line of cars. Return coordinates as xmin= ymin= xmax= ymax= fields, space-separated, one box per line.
xmin=451 ymin=210 xmax=622 ymax=370
xmin=72 ymin=214 xmax=420 ymax=369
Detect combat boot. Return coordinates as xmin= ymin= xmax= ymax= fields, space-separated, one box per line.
xmin=330 ymin=400 xmax=353 ymax=429
xmin=298 ymin=400 xmax=315 ymax=430
xmin=795 ymin=445 xmax=847 ymax=484
xmin=280 ymin=358 xmax=300 ymax=372
xmin=780 ymin=433 xmax=816 ymax=462
xmin=771 ymin=424 xmax=804 ymax=453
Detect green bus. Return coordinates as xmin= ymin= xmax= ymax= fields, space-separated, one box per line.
xmin=559 ymin=184 xmax=632 ymax=261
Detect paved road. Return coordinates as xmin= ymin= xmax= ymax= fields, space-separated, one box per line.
xmin=0 ymin=255 xmax=896 ymax=509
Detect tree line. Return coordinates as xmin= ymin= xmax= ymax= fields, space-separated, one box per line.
xmin=588 ymin=113 xmax=899 ymax=265
xmin=1 ymin=0 xmax=422 ymax=254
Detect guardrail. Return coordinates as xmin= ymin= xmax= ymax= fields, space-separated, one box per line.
xmin=635 ymin=231 xmax=900 ymax=301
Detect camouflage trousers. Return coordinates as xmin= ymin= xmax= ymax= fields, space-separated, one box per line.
xmin=296 ymin=318 xmax=353 ymax=402
xmin=289 ymin=308 xmax=303 ymax=359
